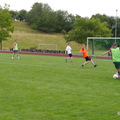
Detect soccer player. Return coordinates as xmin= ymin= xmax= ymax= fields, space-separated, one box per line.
xmin=80 ymin=43 xmax=98 ymax=68
xmin=65 ymin=43 xmax=72 ymax=63
xmin=12 ymin=40 xmax=20 ymax=60
xmin=102 ymin=46 xmax=113 ymax=56
xmin=102 ymin=43 xmax=120 ymax=79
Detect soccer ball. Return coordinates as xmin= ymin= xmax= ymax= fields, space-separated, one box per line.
xmin=113 ymin=73 xmax=118 ymax=79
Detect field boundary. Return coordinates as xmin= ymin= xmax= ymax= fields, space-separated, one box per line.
xmin=0 ymin=50 xmax=112 ymax=59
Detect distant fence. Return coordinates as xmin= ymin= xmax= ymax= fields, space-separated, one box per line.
xmin=1 ymin=48 xmax=112 ymax=59
xmin=10 ymin=48 xmax=65 ymax=54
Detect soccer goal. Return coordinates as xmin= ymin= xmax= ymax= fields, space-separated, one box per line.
xmin=87 ymin=37 xmax=120 ymax=56
xmin=38 ymin=44 xmax=57 ymax=50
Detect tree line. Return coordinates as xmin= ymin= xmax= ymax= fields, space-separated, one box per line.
xmin=9 ymin=2 xmax=76 ymax=33
xmin=0 ymin=2 xmax=120 ymax=47
xmin=9 ymin=3 xmax=120 ymax=42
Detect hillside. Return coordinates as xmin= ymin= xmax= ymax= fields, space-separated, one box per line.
xmin=2 ymin=21 xmax=81 ymax=53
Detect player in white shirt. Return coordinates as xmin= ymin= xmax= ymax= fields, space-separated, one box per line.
xmin=65 ymin=43 xmax=73 ymax=63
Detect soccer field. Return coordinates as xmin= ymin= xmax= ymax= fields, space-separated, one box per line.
xmin=0 ymin=53 xmax=120 ymax=120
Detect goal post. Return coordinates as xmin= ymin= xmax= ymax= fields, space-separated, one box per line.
xmin=38 ymin=44 xmax=57 ymax=50
xmin=87 ymin=37 xmax=120 ymax=56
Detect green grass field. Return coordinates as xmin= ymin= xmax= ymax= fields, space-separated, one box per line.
xmin=0 ymin=53 xmax=120 ymax=120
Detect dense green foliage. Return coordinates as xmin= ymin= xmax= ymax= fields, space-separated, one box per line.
xmin=91 ymin=14 xmax=120 ymax=37
xmin=26 ymin=3 xmax=75 ymax=33
xmin=9 ymin=2 xmax=120 ymax=38
xmin=0 ymin=4 xmax=14 ymax=49
xmin=65 ymin=17 xmax=113 ymax=43
xmin=9 ymin=10 xmax=18 ymax=20
xmin=0 ymin=53 xmax=120 ymax=120
xmin=9 ymin=10 xmax=27 ymax=22
xmin=17 ymin=10 xmax=27 ymax=21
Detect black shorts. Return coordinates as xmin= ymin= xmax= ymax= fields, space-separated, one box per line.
xmin=113 ymin=62 xmax=120 ymax=69
xmin=13 ymin=50 xmax=18 ymax=53
xmin=85 ymin=56 xmax=91 ymax=61
xmin=69 ymin=53 xmax=72 ymax=57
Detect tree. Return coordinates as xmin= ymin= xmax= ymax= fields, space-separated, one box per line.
xmin=26 ymin=3 xmax=75 ymax=33
xmin=65 ymin=17 xmax=113 ymax=43
xmin=26 ymin=3 xmax=57 ymax=32
xmin=26 ymin=3 xmax=43 ymax=29
xmin=117 ymin=18 xmax=120 ymax=37
xmin=0 ymin=4 xmax=14 ymax=50
xmin=17 ymin=9 xmax=27 ymax=21
xmin=55 ymin=10 xmax=75 ymax=32
xmin=91 ymin=14 xmax=120 ymax=37
xmin=9 ymin=10 xmax=18 ymax=20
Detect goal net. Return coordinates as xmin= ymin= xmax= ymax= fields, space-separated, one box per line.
xmin=38 ymin=44 xmax=57 ymax=50
xmin=87 ymin=37 xmax=120 ymax=56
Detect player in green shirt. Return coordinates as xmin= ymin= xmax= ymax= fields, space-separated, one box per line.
xmin=102 ymin=43 xmax=120 ymax=79
xmin=12 ymin=40 xmax=20 ymax=60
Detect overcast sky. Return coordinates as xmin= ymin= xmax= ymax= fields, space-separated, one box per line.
xmin=0 ymin=0 xmax=120 ymax=18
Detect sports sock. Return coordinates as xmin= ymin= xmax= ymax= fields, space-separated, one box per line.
xmin=94 ymin=65 xmax=98 ymax=67
xmin=81 ymin=64 xmax=84 ymax=68
xmin=118 ymin=72 xmax=120 ymax=79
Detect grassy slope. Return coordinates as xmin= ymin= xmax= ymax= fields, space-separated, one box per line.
xmin=0 ymin=53 xmax=120 ymax=120
xmin=2 ymin=21 xmax=81 ymax=53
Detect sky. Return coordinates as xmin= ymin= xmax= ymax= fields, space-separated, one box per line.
xmin=0 ymin=0 xmax=120 ymax=18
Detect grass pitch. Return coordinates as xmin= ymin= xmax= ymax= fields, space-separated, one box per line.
xmin=0 ymin=53 xmax=120 ymax=120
